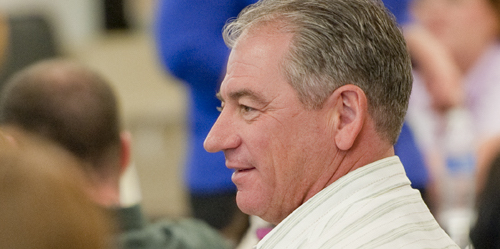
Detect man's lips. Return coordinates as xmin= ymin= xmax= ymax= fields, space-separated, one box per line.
xmin=228 ymin=164 xmax=256 ymax=184
xmin=234 ymin=167 xmax=255 ymax=172
xmin=226 ymin=161 xmax=254 ymax=172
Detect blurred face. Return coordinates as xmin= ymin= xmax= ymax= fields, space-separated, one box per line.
xmin=412 ymin=0 xmax=499 ymax=58
xmin=204 ymin=25 xmax=337 ymax=224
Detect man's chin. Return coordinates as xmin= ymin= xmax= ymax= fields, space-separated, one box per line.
xmin=235 ymin=191 xmax=265 ymax=217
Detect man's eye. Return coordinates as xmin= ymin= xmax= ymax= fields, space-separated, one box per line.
xmin=241 ymin=105 xmax=255 ymax=113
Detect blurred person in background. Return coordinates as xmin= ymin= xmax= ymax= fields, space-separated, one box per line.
xmin=0 ymin=126 xmax=114 ymax=249
xmin=154 ymin=0 xmax=258 ymax=245
xmin=408 ymin=0 xmax=500 ymax=199
xmin=383 ymin=0 xmax=467 ymax=215
xmin=0 ymin=59 xmax=231 ymax=249
xmin=407 ymin=1 xmax=500 ymax=244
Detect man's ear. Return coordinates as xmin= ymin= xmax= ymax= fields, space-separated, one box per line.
xmin=119 ymin=131 xmax=132 ymax=176
xmin=326 ymin=84 xmax=367 ymax=151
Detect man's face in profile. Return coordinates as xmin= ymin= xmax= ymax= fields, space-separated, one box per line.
xmin=204 ymin=24 xmax=336 ymax=224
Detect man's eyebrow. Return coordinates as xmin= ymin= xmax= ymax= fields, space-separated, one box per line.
xmin=217 ymin=89 xmax=267 ymax=105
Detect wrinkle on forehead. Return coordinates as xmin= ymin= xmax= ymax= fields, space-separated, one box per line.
xmin=224 ymin=60 xmax=263 ymax=82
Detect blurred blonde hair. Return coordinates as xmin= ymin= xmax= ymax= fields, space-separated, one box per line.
xmin=0 ymin=128 xmax=115 ymax=249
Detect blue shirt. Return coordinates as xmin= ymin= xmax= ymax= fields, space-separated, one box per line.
xmin=154 ymin=0 xmax=257 ymax=194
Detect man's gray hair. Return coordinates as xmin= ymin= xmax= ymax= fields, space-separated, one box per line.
xmin=224 ymin=0 xmax=412 ymax=144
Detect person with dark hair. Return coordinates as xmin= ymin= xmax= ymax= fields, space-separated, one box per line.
xmin=0 ymin=59 xmax=230 ymax=249
xmin=203 ymin=0 xmax=458 ymax=248
xmin=0 ymin=59 xmax=126 ymax=207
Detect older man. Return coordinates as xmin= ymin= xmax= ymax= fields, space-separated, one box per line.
xmin=203 ymin=0 xmax=459 ymax=248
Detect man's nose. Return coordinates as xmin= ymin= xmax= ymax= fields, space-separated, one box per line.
xmin=204 ymin=111 xmax=241 ymax=153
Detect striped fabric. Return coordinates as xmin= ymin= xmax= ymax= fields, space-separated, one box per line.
xmin=255 ymin=156 xmax=459 ymax=249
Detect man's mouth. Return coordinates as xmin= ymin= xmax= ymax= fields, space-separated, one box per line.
xmin=231 ymin=167 xmax=256 ymax=184
xmin=236 ymin=168 xmax=254 ymax=172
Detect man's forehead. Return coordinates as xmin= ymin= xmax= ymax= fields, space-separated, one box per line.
xmin=227 ymin=24 xmax=293 ymax=72
xmin=218 ymin=23 xmax=293 ymax=103
xmin=225 ymin=59 xmax=262 ymax=78
xmin=218 ymin=56 xmax=265 ymax=101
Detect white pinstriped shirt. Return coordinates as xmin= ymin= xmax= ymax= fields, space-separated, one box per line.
xmin=255 ymin=156 xmax=459 ymax=249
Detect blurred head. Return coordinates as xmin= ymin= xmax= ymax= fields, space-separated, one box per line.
xmin=411 ymin=0 xmax=500 ymax=69
xmin=0 ymin=130 xmax=114 ymax=249
xmin=0 ymin=59 xmax=129 ymax=206
xmin=205 ymin=0 xmax=411 ymax=224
